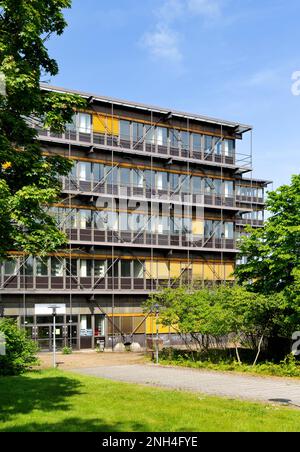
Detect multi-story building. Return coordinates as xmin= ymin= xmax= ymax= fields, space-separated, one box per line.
xmin=0 ymin=85 xmax=270 ymax=350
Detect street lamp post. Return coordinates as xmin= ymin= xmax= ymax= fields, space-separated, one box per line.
xmin=49 ymin=305 xmax=58 ymax=368
xmin=154 ymin=304 xmax=160 ymax=365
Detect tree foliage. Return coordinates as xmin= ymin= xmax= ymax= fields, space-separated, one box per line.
xmin=235 ymin=175 xmax=300 ymax=294
xmin=146 ymin=285 xmax=300 ymax=364
xmin=0 ymin=0 xmax=86 ymax=257
xmin=0 ymin=318 xmax=39 ymax=375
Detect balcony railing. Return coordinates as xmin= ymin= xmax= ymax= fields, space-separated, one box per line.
xmin=64 ymin=228 xmax=236 ymax=251
xmin=236 ymin=219 xmax=264 ymax=227
xmin=1 ymin=275 xmax=228 ymax=292
xmin=62 ymin=178 xmax=237 ymax=208
xmin=36 ymin=127 xmax=252 ymax=171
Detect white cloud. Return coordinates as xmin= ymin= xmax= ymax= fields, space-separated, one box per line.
xmin=141 ymin=0 xmax=223 ymax=64
xmin=187 ymin=0 xmax=222 ymax=18
xmin=142 ymin=25 xmax=182 ymax=63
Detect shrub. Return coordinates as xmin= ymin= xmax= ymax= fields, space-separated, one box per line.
xmin=62 ymin=346 xmax=73 ymax=355
xmin=0 ymin=318 xmax=39 ymax=376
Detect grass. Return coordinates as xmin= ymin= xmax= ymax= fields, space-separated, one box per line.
xmin=159 ymin=357 xmax=300 ymax=378
xmin=0 ymin=369 xmax=300 ymax=432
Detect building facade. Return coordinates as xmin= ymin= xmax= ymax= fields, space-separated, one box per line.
xmin=0 ymin=85 xmax=270 ymax=350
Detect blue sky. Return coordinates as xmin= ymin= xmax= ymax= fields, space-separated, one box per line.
xmin=46 ymin=0 xmax=300 ymax=189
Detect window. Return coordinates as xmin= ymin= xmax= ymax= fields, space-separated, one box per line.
xmin=225 ymin=222 xmax=234 ymax=239
xmin=170 ymin=129 xmax=180 ymax=148
xmin=36 ymin=258 xmax=48 ymax=276
xmin=145 ymin=170 xmax=155 ymax=189
xmin=215 ymin=138 xmax=223 ymax=155
xmin=204 ymin=178 xmax=214 ymax=194
xmin=105 ymin=166 xmax=118 ymax=185
xmin=156 ymin=127 xmax=168 ymax=146
xmin=224 ymin=181 xmax=234 ymax=197
xmin=181 ymin=175 xmax=190 ymax=193
xmin=133 ymin=169 xmax=144 ymax=188
xmin=121 ymin=260 xmax=131 ymax=277
xmin=132 ymin=122 xmax=144 ymax=142
xmin=224 ymin=140 xmax=235 ymax=157
xmin=120 ymin=167 xmax=131 ymax=186
xmin=94 ymin=211 xmax=107 ymax=230
xmin=193 ymin=176 xmax=202 ymax=194
xmin=170 ymin=173 xmax=179 ymax=192
xmin=80 ymin=260 xmax=92 ymax=277
xmin=25 ymin=257 xmax=34 ymax=276
xmin=204 ymin=136 xmax=213 ymax=153
xmin=94 ymin=261 xmax=106 ymax=278
xmin=181 ymin=131 xmax=190 ymax=150
xmin=133 ymin=261 xmax=144 ymax=278
xmin=93 ymin=163 xmax=104 ymax=182
xmin=204 ymin=220 xmax=213 ymax=238
xmin=145 ymin=126 xmax=155 ymax=144
xmin=120 ymin=120 xmax=130 ymax=140
xmin=66 ymin=114 xmax=76 ymax=132
xmin=79 ymin=210 xmax=92 ymax=229
xmin=4 ymin=259 xmax=17 ymax=276
xmin=66 ymin=259 xmax=77 ymax=276
xmin=78 ymin=162 xmax=92 ymax=181
xmin=78 ymin=113 xmax=91 ymax=134
xmin=192 ymin=133 xmax=201 ymax=151
xmin=51 ymin=258 xmax=64 ymax=277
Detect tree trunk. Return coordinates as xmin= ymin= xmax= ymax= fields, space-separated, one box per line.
xmin=253 ymin=334 xmax=264 ymax=366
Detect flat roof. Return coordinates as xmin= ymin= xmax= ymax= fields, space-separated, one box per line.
xmin=40 ymin=83 xmax=253 ymax=134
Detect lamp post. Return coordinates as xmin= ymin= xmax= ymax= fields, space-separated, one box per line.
xmin=49 ymin=305 xmax=58 ymax=368
xmin=153 ymin=303 xmax=160 ymax=365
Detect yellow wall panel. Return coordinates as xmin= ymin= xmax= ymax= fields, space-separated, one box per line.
xmin=145 ymin=261 xmax=157 ymax=279
xmin=225 ymin=263 xmax=235 ymax=280
xmin=107 ymin=117 xmax=119 ymax=136
xmin=192 ymin=220 xmax=204 ymax=235
xmin=170 ymin=262 xmax=181 ymax=278
xmin=203 ymin=263 xmax=215 ymax=280
xmin=157 ymin=261 xmax=169 ymax=279
xmin=193 ymin=263 xmax=202 ymax=279
xmin=93 ymin=114 xmax=107 ymax=134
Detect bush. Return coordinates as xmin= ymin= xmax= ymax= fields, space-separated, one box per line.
xmin=0 ymin=318 xmax=39 ymax=376
xmin=62 ymin=346 xmax=73 ymax=355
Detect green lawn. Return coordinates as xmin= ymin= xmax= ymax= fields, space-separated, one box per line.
xmin=1 ymin=369 xmax=300 ymax=432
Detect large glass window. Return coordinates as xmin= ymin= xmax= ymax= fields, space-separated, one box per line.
xmin=145 ymin=126 xmax=155 ymax=144
xmin=4 ymin=259 xmax=17 ymax=276
xmin=156 ymin=127 xmax=168 ymax=146
xmin=94 ymin=260 xmax=106 ymax=278
xmin=80 ymin=260 xmax=92 ymax=277
xmin=204 ymin=136 xmax=213 ymax=153
xmin=181 ymin=131 xmax=190 ymax=150
xmin=66 ymin=259 xmax=77 ymax=276
xmin=133 ymin=169 xmax=144 ymax=188
xmin=79 ymin=210 xmax=92 ymax=229
xmin=192 ymin=133 xmax=201 ymax=151
xmin=120 ymin=167 xmax=131 ymax=186
xmin=78 ymin=162 xmax=92 ymax=181
xmin=215 ymin=138 xmax=223 ymax=155
xmin=25 ymin=257 xmax=34 ymax=276
xmin=225 ymin=222 xmax=234 ymax=239
xmin=120 ymin=120 xmax=130 ymax=140
xmin=145 ymin=170 xmax=155 ymax=189
xmin=133 ymin=261 xmax=144 ymax=278
xmin=170 ymin=173 xmax=179 ymax=192
xmin=192 ymin=176 xmax=202 ymax=194
xmin=170 ymin=129 xmax=180 ymax=148
xmin=224 ymin=139 xmax=235 ymax=157
xmin=121 ymin=260 xmax=131 ymax=277
xmin=66 ymin=114 xmax=76 ymax=132
xmin=36 ymin=258 xmax=48 ymax=276
xmin=224 ymin=181 xmax=234 ymax=197
xmin=93 ymin=163 xmax=104 ymax=182
xmin=51 ymin=258 xmax=64 ymax=277
xmin=132 ymin=122 xmax=144 ymax=142
xmin=78 ymin=113 xmax=91 ymax=134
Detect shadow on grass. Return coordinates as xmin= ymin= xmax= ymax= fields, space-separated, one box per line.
xmin=0 ymin=418 xmax=145 ymax=432
xmin=0 ymin=371 xmax=82 ymax=423
xmin=0 ymin=371 xmax=145 ymax=432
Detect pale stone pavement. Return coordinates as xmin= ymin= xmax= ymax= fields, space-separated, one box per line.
xmin=71 ymin=363 xmax=300 ymax=407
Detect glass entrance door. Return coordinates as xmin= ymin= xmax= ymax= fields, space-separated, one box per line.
xmin=37 ymin=326 xmax=51 ymax=350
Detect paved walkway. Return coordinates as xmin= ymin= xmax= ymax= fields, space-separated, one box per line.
xmin=71 ymin=364 xmax=300 ymax=407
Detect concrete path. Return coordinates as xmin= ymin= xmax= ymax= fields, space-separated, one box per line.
xmin=71 ymin=364 xmax=300 ymax=407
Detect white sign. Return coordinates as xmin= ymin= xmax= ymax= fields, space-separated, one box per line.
xmin=35 ymin=304 xmax=66 ymax=315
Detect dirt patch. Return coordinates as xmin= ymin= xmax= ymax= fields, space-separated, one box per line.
xmin=37 ymin=351 xmax=146 ymax=370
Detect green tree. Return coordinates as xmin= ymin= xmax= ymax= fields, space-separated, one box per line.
xmin=0 ymin=0 xmax=86 ymax=257
xmin=235 ymin=175 xmax=300 ymax=294
xmin=0 ymin=318 xmax=39 ymax=375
